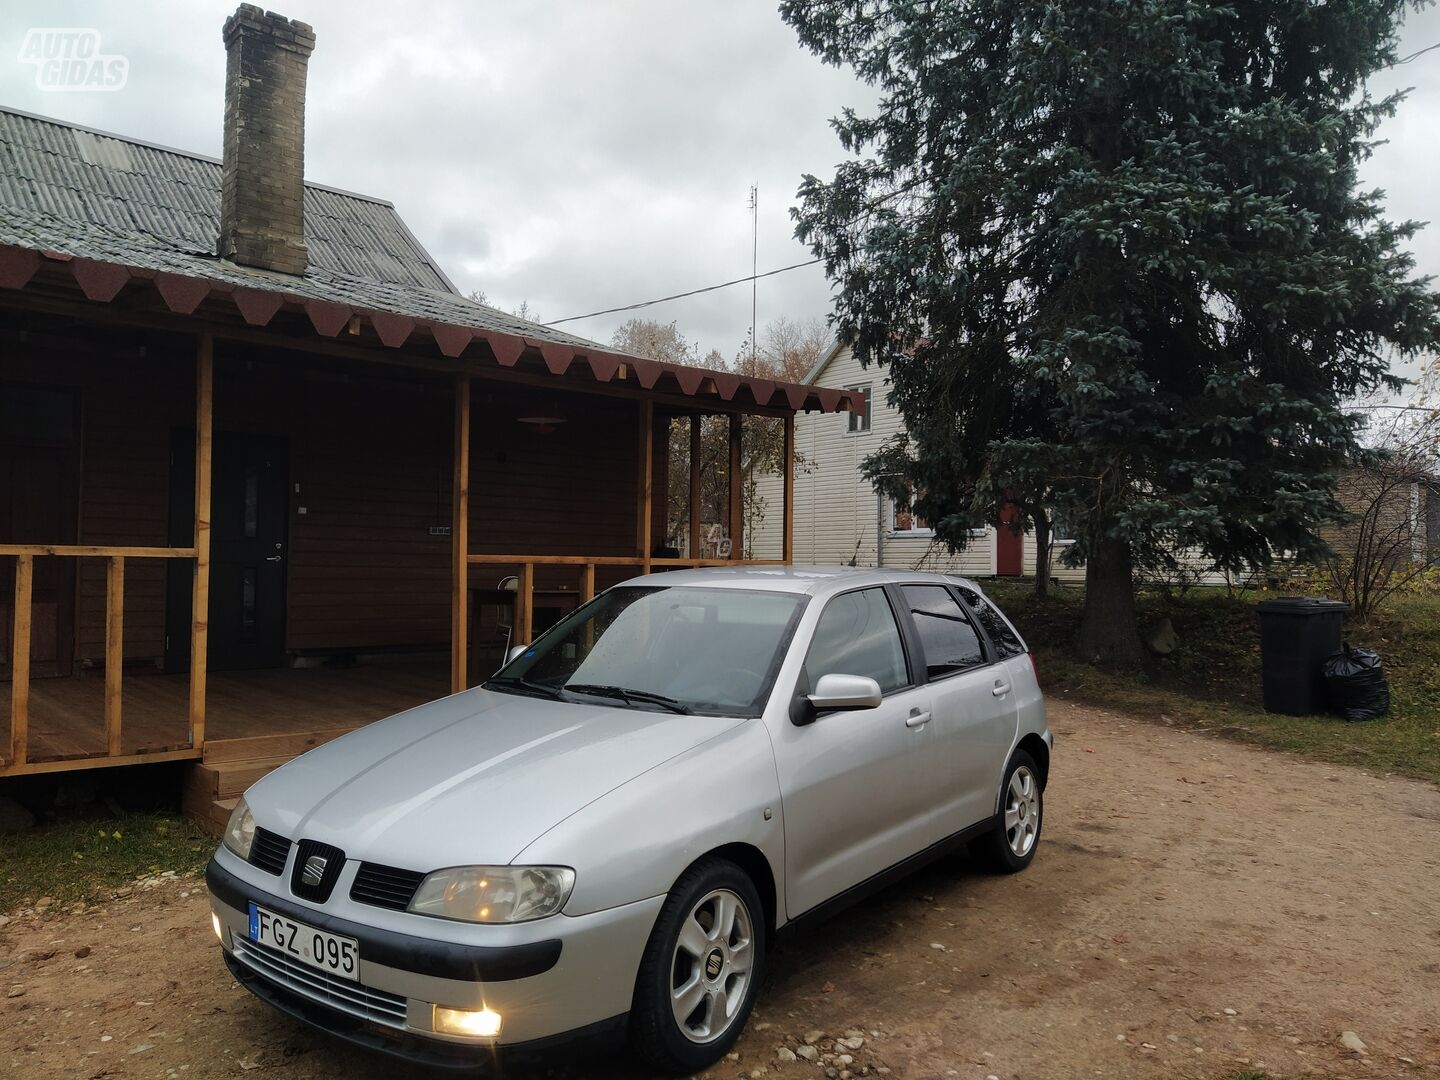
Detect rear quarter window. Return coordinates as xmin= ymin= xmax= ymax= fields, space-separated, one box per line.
xmin=955 ymin=585 xmax=1027 ymax=660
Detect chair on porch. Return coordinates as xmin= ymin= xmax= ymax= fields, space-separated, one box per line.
xmin=701 ymin=524 xmax=732 ymax=560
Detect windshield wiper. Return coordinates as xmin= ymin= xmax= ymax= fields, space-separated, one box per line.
xmin=484 ymin=677 xmax=565 ymax=701
xmin=565 ymin=684 xmax=692 ymax=714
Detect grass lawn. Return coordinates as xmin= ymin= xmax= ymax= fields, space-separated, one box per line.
xmin=985 ymin=580 xmax=1440 ymax=785
xmin=0 ymin=810 xmax=213 ymax=912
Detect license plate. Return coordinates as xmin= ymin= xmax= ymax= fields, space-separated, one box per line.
xmin=248 ymin=902 xmax=359 ymax=981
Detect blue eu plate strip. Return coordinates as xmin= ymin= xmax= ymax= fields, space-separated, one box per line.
xmin=247 ymin=901 xmax=259 ymax=941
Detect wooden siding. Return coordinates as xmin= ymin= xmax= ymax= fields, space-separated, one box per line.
xmin=2 ymin=330 xmax=658 ymax=669
xmin=2 ymin=341 xmax=191 ymax=665
xmin=754 ymin=343 xmax=994 ymax=574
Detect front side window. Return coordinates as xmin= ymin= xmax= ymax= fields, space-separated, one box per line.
xmin=491 ymin=586 xmax=805 ymax=717
xmin=803 ymin=587 xmax=908 ymax=694
xmin=955 ymin=584 xmax=1027 ymax=660
xmin=902 ymin=584 xmax=985 ymax=678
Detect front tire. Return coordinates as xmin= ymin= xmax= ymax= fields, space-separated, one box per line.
xmin=973 ymin=750 xmax=1044 ymax=873
xmin=630 ymin=857 xmax=765 ymax=1074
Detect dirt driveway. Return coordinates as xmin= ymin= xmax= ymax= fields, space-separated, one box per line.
xmin=3 ymin=700 xmax=1439 ymax=1080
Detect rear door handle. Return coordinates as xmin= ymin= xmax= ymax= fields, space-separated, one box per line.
xmin=905 ymin=710 xmax=931 ymax=728
xmin=265 ymin=555 xmax=283 ymax=562
xmin=992 ymin=680 xmax=1011 ymax=697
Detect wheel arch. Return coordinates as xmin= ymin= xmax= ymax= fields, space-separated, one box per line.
xmin=684 ymin=842 xmax=778 ymax=940
xmin=1016 ymin=732 xmax=1050 ymax=789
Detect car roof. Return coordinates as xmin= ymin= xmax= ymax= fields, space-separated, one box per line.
xmin=619 ymin=565 xmax=988 ymax=599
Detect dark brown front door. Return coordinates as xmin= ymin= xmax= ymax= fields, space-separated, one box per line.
xmin=0 ymin=385 xmax=79 ymax=678
xmin=167 ymin=431 xmax=288 ymax=671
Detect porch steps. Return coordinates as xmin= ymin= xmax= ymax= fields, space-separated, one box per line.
xmin=183 ymin=727 xmax=357 ymax=836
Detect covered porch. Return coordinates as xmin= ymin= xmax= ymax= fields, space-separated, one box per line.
xmin=0 ymin=246 xmax=844 ymax=787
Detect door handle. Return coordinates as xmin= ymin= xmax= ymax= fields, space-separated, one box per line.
xmin=905 ymin=710 xmax=930 ymax=729
xmin=265 ymin=555 xmax=283 ymax=562
xmin=992 ymin=680 xmax=1011 ymax=697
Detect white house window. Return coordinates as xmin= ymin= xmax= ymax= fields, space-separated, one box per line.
xmin=845 ymin=384 xmax=871 ymax=434
xmin=1049 ymin=508 xmax=1077 ymax=545
xmin=889 ymin=490 xmax=932 ymax=535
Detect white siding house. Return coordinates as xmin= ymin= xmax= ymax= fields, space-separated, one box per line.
xmin=757 ymin=341 xmax=1261 ymax=586
xmin=755 ymin=341 xmax=1041 ymax=576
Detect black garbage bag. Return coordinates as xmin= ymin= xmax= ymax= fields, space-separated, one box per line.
xmin=1322 ymin=643 xmax=1390 ymax=722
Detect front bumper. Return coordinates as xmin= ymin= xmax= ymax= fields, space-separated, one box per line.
xmin=206 ymin=853 xmax=662 ymax=1060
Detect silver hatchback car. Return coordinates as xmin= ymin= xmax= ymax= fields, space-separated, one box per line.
xmin=206 ymin=566 xmax=1051 ymax=1072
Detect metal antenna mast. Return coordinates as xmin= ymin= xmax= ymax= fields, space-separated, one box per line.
xmin=748 ymin=184 xmax=758 ymax=371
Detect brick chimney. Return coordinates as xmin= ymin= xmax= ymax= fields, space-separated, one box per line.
xmin=217 ymin=5 xmax=315 ymax=275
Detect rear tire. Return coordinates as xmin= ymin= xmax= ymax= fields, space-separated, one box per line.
xmin=629 ymin=857 xmax=766 ymax=1074
xmin=973 ymin=749 xmax=1043 ymax=873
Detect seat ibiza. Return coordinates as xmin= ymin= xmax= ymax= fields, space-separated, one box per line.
xmin=206 ymin=566 xmax=1051 ymax=1072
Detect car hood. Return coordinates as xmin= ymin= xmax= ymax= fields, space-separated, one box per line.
xmin=246 ymin=688 xmax=746 ymax=869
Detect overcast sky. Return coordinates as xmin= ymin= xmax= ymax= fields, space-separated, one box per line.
xmin=2 ymin=1 xmax=1437 ymax=369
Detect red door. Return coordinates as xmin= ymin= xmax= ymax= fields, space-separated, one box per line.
xmin=996 ymin=502 xmax=1024 ymax=577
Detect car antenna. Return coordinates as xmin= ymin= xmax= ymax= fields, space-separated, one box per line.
xmin=847 ymin=538 xmax=862 ymax=567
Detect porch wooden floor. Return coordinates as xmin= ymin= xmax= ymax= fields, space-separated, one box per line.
xmin=2 ymin=659 xmax=449 ymax=766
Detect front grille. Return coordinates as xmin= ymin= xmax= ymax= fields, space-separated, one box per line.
xmin=249 ymin=828 xmax=292 ymax=876
xmin=232 ymin=937 xmax=407 ymax=1028
xmin=290 ymin=839 xmax=346 ymax=904
xmin=351 ymin=863 xmax=426 ymax=912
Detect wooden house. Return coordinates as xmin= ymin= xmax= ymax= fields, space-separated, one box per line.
xmin=0 ymin=7 xmax=854 ymax=824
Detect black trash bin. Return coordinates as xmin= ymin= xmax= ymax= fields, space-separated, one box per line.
xmin=1255 ymin=598 xmax=1347 ymax=715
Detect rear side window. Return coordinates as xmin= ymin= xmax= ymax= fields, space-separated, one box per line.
xmin=902 ymin=585 xmax=985 ymax=677
xmin=955 ymin=584 xmax=1027 ymax=660
xmin=804 ymin=588 xmax=909 ymax=694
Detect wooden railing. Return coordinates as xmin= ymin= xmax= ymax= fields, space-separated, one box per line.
xmin=3 ymin=545 xmax=196 ymax=769
xmin=465 ymin=553 xmax=784 ymax=649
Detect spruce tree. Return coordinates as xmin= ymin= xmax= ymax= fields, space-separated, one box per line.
xmin=782 ymin=0 xmax=1440 ymax=664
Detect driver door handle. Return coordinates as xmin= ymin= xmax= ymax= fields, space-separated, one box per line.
xmin=905 ymin=709 xmax=930 ymax=729
xmin=992 ymin=680 xmax=1011 ymax=697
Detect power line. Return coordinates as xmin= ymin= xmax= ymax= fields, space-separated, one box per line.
xmin=545 ymin=257 xmax=825 ymax=326
xmin=1394 ymin=40 xmax=1439 ymax=64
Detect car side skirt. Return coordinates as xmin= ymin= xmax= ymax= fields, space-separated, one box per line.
xmin=776 ymin=815 xmax=998 ymax=937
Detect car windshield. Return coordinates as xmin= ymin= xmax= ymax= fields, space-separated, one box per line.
xmin=487 ymin=585 xmax=806 ymax=717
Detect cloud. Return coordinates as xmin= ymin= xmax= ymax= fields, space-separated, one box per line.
xmin=0 ymin=0 xmax=1434 ymax=371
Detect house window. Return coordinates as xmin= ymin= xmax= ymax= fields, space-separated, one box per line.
xmin=1049 ymin=508 xmax=1077 ymax=545
xmin=845 ymin=384 xmax=871 ymax=434
xmin=889 ymin=490 xmax=932 ymax=536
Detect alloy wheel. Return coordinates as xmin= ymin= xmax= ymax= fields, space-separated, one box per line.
xmin=1004 ymin=765 xmax=1040 ymax=857
xmin=670 ymin=887 xmax=754 ymax=1044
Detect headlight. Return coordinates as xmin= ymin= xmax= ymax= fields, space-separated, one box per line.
xmin=409 ymin=866 xmax=575 ymax=923
xmin=222 ymin=797 xmax=256 ymax=861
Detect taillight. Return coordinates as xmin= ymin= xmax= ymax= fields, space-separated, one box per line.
xmin=1028 ymin=651 xmax=1039 ymax=687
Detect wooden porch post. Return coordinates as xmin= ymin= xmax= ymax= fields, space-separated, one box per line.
xmin=783 ymin=413 xmax=795 ymax=564
xmin=688 ymin=415 xmax=702 ymax=560
xmin=728 ymin=414 xmax=743 ymax=560
xmin=104 ymin=556 xmax=125 ymax=756
xmin=451 ymin=375 xmax=471 ymax=694
xmin=9 ymin=554 xmax=32 ymax=766
xmin=637 ymin=399 xmax=654 ymax=572
xmin=516 ymin=562 xmax=534 ymax=645
xmin=188 ymin=334 xmax=213 ymax=749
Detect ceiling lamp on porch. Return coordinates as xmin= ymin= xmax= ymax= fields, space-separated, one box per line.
xmin=516 ymin=414 xmax=566 ymax=435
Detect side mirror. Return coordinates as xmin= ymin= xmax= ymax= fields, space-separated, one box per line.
xmin=807 ymin=673 xmax=883 ymax=712
xmin=505 ymin=644 xmax=528 ymax=665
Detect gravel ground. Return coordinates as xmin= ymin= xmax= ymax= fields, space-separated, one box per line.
xmin=2 ymin=699 xmax=1439 ymax=1080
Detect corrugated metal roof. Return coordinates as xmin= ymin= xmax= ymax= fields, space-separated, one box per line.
xmin=0 ymin=105 xmax=453 ymax=293
xmin=0 ymin=107 xmax=857 ymax=415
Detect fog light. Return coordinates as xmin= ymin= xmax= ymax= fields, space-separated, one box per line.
xmin=211 ymin=913 xmax=224 ymax=942
xmin=433 ymin=1004 xmax=503 ymax=1039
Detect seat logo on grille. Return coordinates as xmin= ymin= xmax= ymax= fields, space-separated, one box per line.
xmin=300 ymin=854 xmax=328 ymax=887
